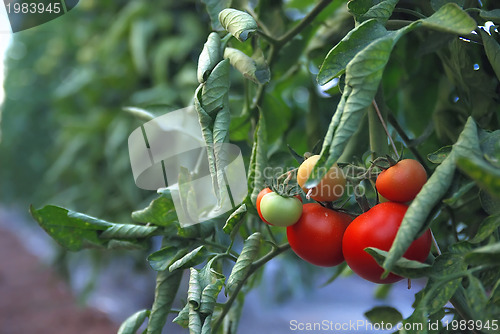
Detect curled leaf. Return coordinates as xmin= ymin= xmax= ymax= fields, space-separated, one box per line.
xmin=219 ymin=8 xmax=257 ymax=42
xmin=225 ymin=232 xmax=262 ymax=294
xmin=118 ymin=309 xmax=149 ymax=334
xmin=188 ymin=268 xmax=202 ymax=309
xmin=223 ymin=203 xmax=247 ymax=235
xmin=224 ymin=47 xmax=270 ymax=84
xmin=169 ymin=246 xmax=208 ymax=272
xmin=198 ymin=32 xmax=222 ymax=83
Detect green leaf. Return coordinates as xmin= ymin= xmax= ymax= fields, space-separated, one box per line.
xmin=218 ymin=9 xmax=258 ymax=42
xmin=201 ymin=314 xmax=212 ymax=334
xmin=470 ymin=214 xmax=500 ymax=244
xmin=172 ymin=303 xmax=190 ymax=328
xmin=480 ymin=190 xmax=500 ymax=215
xmin=479 ymin=129 xmax=500 ymax=168
xmin=198 ymin=32 xmax=223 ymax=83
xmin=480 ymin=29 xmax=500 ymax=85
xmin=465 ymin=242 xmax=500 ymax=266
xmin=118 ymin=309 xmax=149 ymax=334
xmin=418 ymin=253 xmax=467 ymax=315
xmin=222 ymin=291 xmax=245 ymax=334
xmin=201 ymin=59 xmax=231 ymax=116
xmin=188 ymin=268 xmax=202 ymax=309
xmin=427 ymin=145 xmax=452 ymax=164
xmin=365 ymin=306 xmax=403 ymax=326
xmin=306 ymin=24 xmax=419 ymax=189
xmin=189 ymin=303 xmax=202 ymax=334
xmin=317 ymin=19 xmax=389 ymax=85
xmin=199 ymin=276 xmax=224 ymax=314
xmin=347 ymin=0 xmax=372 ymax=16
xmin=466 ymin=275 xmax=488 ymax=319
xmin=226 ymin=232 xmax=262 ymax=294
xmin=224 ymin=47 xmax=270 ymax=84
xmin=201 ymin=0 xmax=231 ymax=31
xmin=321 ymin=262 xmax=348 ymax=287
xmin=248 ymin=111 xmax=268 ymax=206
xmin=223 ymin=203 xmax=247 ymax=235
xmin=365 ymin=247 xmax=431 ymax=278
xmin=457 ymin=155 xmax=500 ymax=198
xmin=30 ymin=205 xmax=156 ymax=251
xmin=131 ymin=189 xmax=178 ymax=226
xmin=100 ymin=223 xmax=157 ymax=239
xmin=489 ymin=278 xmax=500 ymax=306
xmin=348 ymin=0 xmax=399 ymax=23
xmin=148 ymin=245 xmax=188 ymax=271
xmin=129 ymin=20 xmax=152 ymax=75
xmin=169 ymin=246 xmax=208 ymax=272
xmin=421 ymin=3 xmax=476 ymax=35
xmin=383 ymin=118 xmax=480 ymax=274
xmin=479 ymin=9 xmax=500 ymax=23
xmin=146 ymin=269 xmax=183 ymax=334
xmin=442 ymin=180 xmax=475 ymax=207
xmin=195 ymin=59 xmax=232 ymax=204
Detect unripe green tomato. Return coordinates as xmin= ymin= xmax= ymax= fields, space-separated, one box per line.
xmin=259 ymin=192 xmax=303 ymax=227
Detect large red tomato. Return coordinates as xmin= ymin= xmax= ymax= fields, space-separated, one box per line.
xmin=342 ymin=202 xmax=432 ymax=284
xmin=287 ymin=203 xmax=352 ymax=267
xmin=376 ymin=159 xmax=427 ymax=203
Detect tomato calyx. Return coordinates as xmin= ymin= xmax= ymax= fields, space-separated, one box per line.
xmin=267 ymin=169 xmax=302 ymax=199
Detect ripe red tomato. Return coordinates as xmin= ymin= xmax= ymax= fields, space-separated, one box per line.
xmin=287 ymin=203 xmax=352 ymax=267
xmin=376 ymin=159 xmax=427 ymax=203
xmin=342 ymin=202 xmax=432 ymax=284
xmin=256 ymin=188 xmax=273 ymax=225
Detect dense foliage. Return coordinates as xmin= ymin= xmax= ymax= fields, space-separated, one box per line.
xmin=2 ymin=0 xmax=500 ymax=333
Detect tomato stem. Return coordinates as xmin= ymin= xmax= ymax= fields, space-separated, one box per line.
xmin=372 ymin=99 xmax=400 ymax=160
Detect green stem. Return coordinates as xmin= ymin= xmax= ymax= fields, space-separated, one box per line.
xmin=256 ymin=30 xmax=279 ymax=45
xmin=368 ymin=101 xmax=391 ymax=160
xmin=276 ymin=0 xmax=333 ymax=47
xmin=387 ymin=113 xmax=432 ymax=175
xmin=212 ymin=242 xmax=291 ymax=332
xmin=393 ymin=8 xmax=427 ymax=19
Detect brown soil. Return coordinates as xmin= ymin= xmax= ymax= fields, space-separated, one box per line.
xmin=0 ymin=226 xmax=119 ymax=334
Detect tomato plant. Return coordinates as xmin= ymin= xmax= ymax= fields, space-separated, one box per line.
xmin=342 ymin=202 xmax=432 ymax=284
xmin=287 ymin=203 xmax=352 ymax=267
xmin=297 ymin=155 xmax=346 ymax=202
xmin=259 ymin=192 xmax=303 ymax=227
xmin=376 ymin=159 xmax=427 ymax=203
xmin=5 ymin=0 xmax=498 ymax=332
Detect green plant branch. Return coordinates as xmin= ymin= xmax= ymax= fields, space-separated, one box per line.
xmin=276 ymin=0 xmax=333 ymax=47
xmin=256 ymin=30 xmax=279 ymax=45
xmin=370 ymin=99 xmax=394 ymax=159
xmin=213 ymin=242 xmax=291 ymax=332
xmin=393 ymin=8 xmax=427 ymax=19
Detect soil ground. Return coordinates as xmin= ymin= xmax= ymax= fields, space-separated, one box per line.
xmin=0 ymin=225 xmax=119 ymax=334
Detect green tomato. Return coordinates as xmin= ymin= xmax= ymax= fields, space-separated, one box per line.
xmin=259 ymin=192 xmax=303 ymax=227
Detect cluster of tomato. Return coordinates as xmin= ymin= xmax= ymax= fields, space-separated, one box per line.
xmin=256 ymin=156 xmax=432 ymax=284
